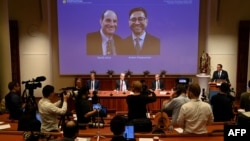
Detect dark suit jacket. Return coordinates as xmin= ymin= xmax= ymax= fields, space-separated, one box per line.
xmin=86 ymin=31 xmax=123 ymax=55
xmin=211 ymin=70 xmax=230 ymax=83
xmin=86 ymin=79 xmax=100 ymax=90
xmin=122 ymin=33 xmax=160 ymax=55
xmin=115 ymin=79 xmax=129 ymax=90
xmin=151 ymin=80 xmax=165 ymax=90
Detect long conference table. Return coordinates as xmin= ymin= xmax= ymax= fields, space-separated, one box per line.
xmin=96 ymin=90 xmax=172 ymax=112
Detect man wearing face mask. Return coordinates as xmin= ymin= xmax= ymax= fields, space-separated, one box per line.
xmin=86 ymin=10 xmax=123 ymax=55
xmin=123 ymin=7 xmax=160 ymax=55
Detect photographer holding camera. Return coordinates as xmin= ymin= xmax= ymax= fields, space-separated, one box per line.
xmin=38 ymin=85 xmax=70 ymax=132
xmin=126 ymin=81 xmax=156 ymax=121
xmin=75 ymin=85 xmax=97 ymax=126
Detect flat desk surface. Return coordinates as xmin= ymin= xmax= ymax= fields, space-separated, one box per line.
xmin=0 ymin=113 xmax=225 ymax=141
xmin=97 ymin=90 xmax=172 ymax=97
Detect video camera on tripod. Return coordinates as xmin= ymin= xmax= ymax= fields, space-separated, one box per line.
xmin=22 ymin=76 xmax=46 ymax=90
xmin=21 ymin=76 xmax=46 ymax=110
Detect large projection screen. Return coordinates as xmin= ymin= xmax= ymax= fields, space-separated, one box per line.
xmin=57 ymin=0 xmax=200 ymax=75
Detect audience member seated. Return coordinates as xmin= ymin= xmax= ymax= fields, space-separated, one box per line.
xmin=177 ymin=83 xmax=214 ymax=134
xmin=5 ymin=81 xmax=25 ymax=120
xmin=151 ymin=74 xmax=164 ymax=90
xmin=18 ymin=105 xmax=41 ymax=131
xmin=152 ymin=111 xmax=170 ymax=134
xmin=38 ymin=85 xmax=70 ymax=132
xmin=239 ymin=80 xmax=250 ymax=112
xmin=86 ymin=72 xmax=100 ymax=91
xmin=110 ymin=115 xmax=127 ymax=141
xmin=210 ymin=82 xmax=234 ymax=122
xmin=61 ymin=120 xmax=79 ymax=141
xmin=49 ymin=120 xmax=79 ymax=141
xmin=162 ymin=84 xmax=189 ymax=126
xmin=126 ymin=81 xmax=156 ymax=121
xmin=75 ymin=86 xmax=97 ymax=126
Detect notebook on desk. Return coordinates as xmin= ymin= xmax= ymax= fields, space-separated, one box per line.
xmin=139 ymin=138 xmax=153 ymax=141
xmin=76 ymin=137 xmax=90 ymax=141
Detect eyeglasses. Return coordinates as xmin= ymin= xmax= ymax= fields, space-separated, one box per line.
xmin=130 ymin=17 xmax=146 ymax=22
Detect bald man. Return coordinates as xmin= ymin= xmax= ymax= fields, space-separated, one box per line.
xmin=62 ymin=120 xmax=79 ymax=140
xmin=86 ymin=10 xmax=123 ymax=55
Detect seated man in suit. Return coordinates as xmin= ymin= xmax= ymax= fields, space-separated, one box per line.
xmin=86 ymin=72 xmax=100 ymax=91
xmin=211 ymin=64 xmax=230 ymax=83
xmin=115 ymin=73 xmax=129 ymax=92
xmin=151 ymin=74 xmax=164 ymax=90
xmin=86 ymin=10 xmax=123 ymax=55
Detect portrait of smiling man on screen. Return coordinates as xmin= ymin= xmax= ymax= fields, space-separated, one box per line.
xmin=86 ymin=9 xmax=123 ymax=56
xmin=122 ymin=7 xmax=160 ymax=55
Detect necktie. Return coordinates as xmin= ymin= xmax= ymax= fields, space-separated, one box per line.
xmin=120 ymin=80 xmax=123 ymax=91
xmin=106 ymin=40 xmax=113 ymax=55
xmin=157 ymin=80 xmax=160 ymax=89
xmin=135 ymin=38 xmax=140 ymax=54
xmin=218 ymin=72 xmax=221 ymax=78
xmin=91 ymin=81 xmax=94 ymax=90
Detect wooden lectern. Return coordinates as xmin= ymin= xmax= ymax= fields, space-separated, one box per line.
xmin=208 ymin=80 xmax=230 ymax=101
xmin=208 ymin=82 xmax=220 ymax=101
xmin=209 ymin=82 xmax=220 ymax=91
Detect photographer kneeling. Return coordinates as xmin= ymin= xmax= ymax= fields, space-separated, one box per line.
xmin=38 ymin=85 xmax=70 ymax=132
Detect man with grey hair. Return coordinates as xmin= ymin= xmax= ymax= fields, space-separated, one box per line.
xmin=115 ymin=73 xmax=129 ymax=92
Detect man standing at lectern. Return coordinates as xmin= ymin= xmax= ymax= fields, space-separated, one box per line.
xmin=211 ymin=64 xmax=230 ymax=83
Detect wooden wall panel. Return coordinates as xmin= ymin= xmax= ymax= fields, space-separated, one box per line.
xmin=236 ymin=21 xmax=250 ymax=98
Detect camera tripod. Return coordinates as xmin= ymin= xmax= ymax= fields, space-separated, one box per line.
xmin=93 ymin=109 xmax=105 ymax=141
xmin=22 ymin=88 xmax=38 ymax=110
xmin=58 ymin=112 xmax=71 ymax=131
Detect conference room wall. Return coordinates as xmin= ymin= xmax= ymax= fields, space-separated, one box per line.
xmin=1 ymin=0 xmax=250 ymax=97
xmin=0 ymin=0 xmax=12 ymax=97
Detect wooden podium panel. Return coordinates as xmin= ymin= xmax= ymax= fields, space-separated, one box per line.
xmin=209 ymin=82 xmax=220 ymax=91
xmin=208 ymin=82 xmax=220 ymax=100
